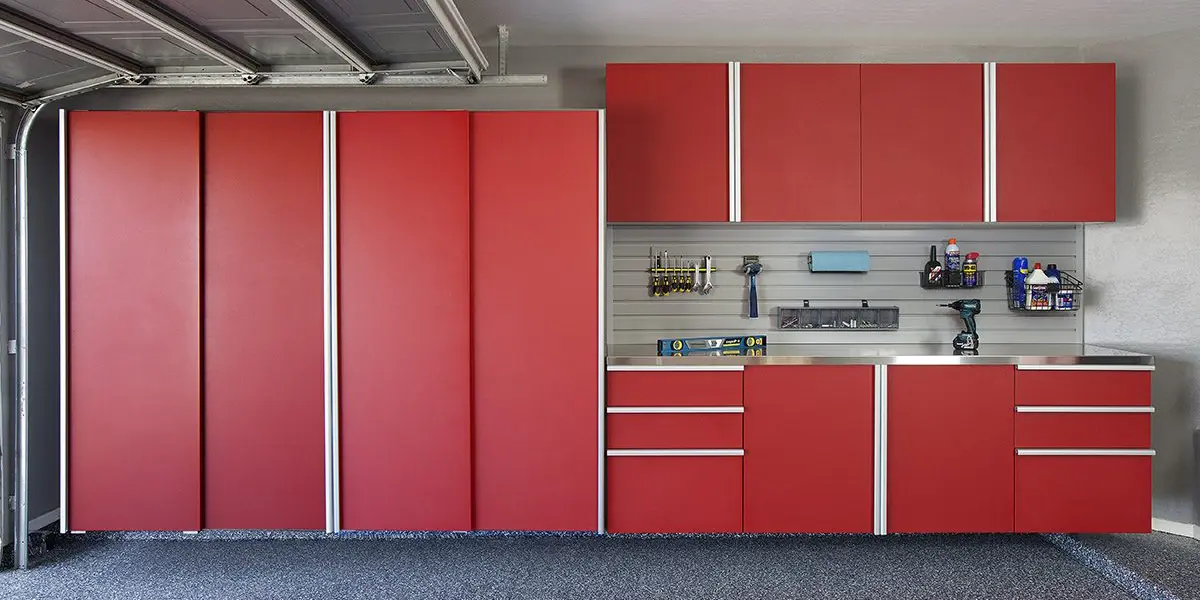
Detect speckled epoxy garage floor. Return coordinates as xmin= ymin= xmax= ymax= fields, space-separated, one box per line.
xmin=1 ymin=533 xmax=1193 ymax=600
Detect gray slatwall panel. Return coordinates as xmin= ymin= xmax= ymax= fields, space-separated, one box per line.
xmin=609 ymin=224 xmax=1082 ymax=346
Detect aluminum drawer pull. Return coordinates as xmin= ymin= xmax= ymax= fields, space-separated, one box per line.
xmin=606 ymin=449 xmax=744 ymax=457
xmin=1015 ymin=406 xmax=1154 ymax=413
xmin=606 ymin=406 xmax=743 ymax=414
xmin=1017 ymin=449 xmax=1155 ymax=457
xmin=1016 ymin=365 xmax=1154 ymax=371
xmin=606 ymin=365 xmax=744 ymax=372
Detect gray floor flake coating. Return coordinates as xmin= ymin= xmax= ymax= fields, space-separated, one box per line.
xmin=0 ymin=534 xmax=1137 ymax=600
xmin=1074 ymin=533 xmax=1200 ymax=600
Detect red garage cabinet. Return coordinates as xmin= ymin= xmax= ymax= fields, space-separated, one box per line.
xmin=66 ymin=111 xmax=202 ymax=531
xmin=606 ymin=63 xmax=730 ymax=222
xmin=887 ymin=365 xmax=1015 ymax=533
xmin=203 ymin=113 xmax=326 ymax=529
xmin=471 ymin=111 xmax=601 ymax=530
xmin=861 ymin=64 xmax=984 ymax=222
xmin=743 ymin=366 xmax=875 ymax=533
xmin=995 ymin=63 xmax=1116 ymax=222
xmin=740 ymin=64 xmax=862 ymax=222
xmin=338 ymin=111 xmax=472 ymax=531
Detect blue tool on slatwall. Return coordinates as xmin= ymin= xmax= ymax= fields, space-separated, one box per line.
xmin=808 ymin=250 xmax=871 ymax=273
xmin=657 ymin=335 xmax=767 ymax=356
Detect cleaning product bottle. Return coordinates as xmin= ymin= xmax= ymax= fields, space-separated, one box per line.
xmin=963 ymin=252 xmax=980 ymax=287
xmin=1026 ymin=263 xmax=1052 ymax=310
xmin=1011 ymin=257 xmax=1028 ymax=308
xmin=1045 ymin=263 xmax=1061 ymax=284
xmin=945 ymin=238 xmax=962 ymax=271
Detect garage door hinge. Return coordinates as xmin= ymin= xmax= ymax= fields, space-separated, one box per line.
xmin=7 ymin=339 xmax=16 ymax=354
xmin=6 ymin=495 xmax=13 ymax=510
xmin=4 ymin=144 xmax=15 ymax=159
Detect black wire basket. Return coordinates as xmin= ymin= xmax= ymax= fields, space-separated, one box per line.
xmin=1003 ymin=270 xmax=1083 ymax=312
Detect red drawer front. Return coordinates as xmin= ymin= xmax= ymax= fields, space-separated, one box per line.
xmin=1016 ymin=455 xmax=1151 ymax=533
xmin=606 ymin=456 xmax=742 ymax=533
xmin=607 ymin=413 xmax=742 ymax=449
xmin=1015 ymin=412 xmax=1151 ymax=449
xmin=608 ymin=371 xmax=743 ymax=406
xmin=1016 ymin=370 xmax=1150 ymax=406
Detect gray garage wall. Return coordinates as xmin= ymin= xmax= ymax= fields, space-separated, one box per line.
xmin=1082 ymin=26 xmax=1200 ymax=528
xmin=15 ymin=42 xmax=1093 ymax=535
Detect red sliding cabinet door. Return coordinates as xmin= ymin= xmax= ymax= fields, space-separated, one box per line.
xmin=67 ymin=111 xmax=202 ymax=530
xmin=861 ymin=64 xmax=984 ymax=222
xmin=887 ymin=366 xmax=1014 ymax=533
xmin=472 ymin=112 xmax=600 ymax=530
xmin=743 ymin=366 xmax=874 ymax=533
xmin=606 ymin=63 xmax=729 ymax=222
xmin=740 ymin=64 xmax=862 ymax=222
xmin=204 ymin=113 xmax=326 ymax=529
xmin=996 ymin=63 xmax=1116 ymax=222
xmin=338 ymin=111 xmax=472 ymax=530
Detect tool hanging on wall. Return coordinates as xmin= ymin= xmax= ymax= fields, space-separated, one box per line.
xmin=743 ymin=255 xmax=762 ymax=319
xmin=647 ymin=248 xmax=716 ymax=298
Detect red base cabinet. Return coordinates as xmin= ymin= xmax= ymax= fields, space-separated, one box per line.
xmin=338 ymin=111 xmax=472 ymax=531
xmin=471 ymin=112 xmax=600 ymax=531
xmin=67 ymin=111 xmax=202 ymax=530
xmin=1016 ymin=455 xmax=1151 ymax=533
xmin=607 ymin=456 xmax=743 ymax=534
xmin=203 ymin=113 xmax=326 ymax=529
xmin=743 ymin=366 xmax=874 ymax=533
xmin=887 ymin=366 xmax=1015 ymax=533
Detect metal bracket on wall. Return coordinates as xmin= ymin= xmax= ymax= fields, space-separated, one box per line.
xmin=8 ymin=339 xmax=16 ymax=354
xmin=498 ymin=25 xmax=509 ymax=76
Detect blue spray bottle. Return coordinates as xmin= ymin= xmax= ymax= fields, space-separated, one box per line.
xmin=1011 ymin=257 xmax=1029 ymax=308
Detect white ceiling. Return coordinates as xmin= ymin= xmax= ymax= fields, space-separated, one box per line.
xmin=460 ymin=0 xmax=1200 ymax=47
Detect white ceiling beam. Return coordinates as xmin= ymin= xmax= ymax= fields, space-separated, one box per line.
xmin=266 ymin=0 xmax=375 ymax=74
xmin=424 ymin=0 xmax=489 ymax=83
xmin=0 ymin=5 xmax=143 ymax=77
xmin=99 ymin=0 xmax=261 ymax=75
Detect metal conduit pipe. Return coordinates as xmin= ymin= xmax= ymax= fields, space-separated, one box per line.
xmin=12 ymin=103 xmax=46 ymax=570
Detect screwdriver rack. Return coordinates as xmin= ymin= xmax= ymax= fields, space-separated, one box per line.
xmin=647 ymin=248 xmax=716 ymax=297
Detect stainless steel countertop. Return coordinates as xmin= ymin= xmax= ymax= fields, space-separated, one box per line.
xmin=606 ymin=344 xmax=1154 ymax=367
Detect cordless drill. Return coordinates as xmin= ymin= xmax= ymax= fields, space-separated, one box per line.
xmin=939 ymin=299 xmax=981 ymax=351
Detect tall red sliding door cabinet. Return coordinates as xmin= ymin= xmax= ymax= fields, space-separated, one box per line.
xmin=204 ymin=113 xmax=327 ymax=530
xmin=63 ymin=110 xmax=602 ymax=533
xmin=66 ymin=111 xmax=203 ymax=531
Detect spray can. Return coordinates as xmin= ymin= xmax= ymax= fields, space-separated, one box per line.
xmin=963 ymin=252 xmax=980 ymax=287
xmin=1011 ymin=257 xmax=1028 ymax=308
xmin=945 ymin=238 xmax=962 ymax=271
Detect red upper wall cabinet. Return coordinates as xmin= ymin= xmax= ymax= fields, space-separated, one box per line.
xmin=996 ymin=63 xmax=1116 ymax=222
xmin=606 ymin=63 xmax=729 ymax=222
xmin=861 ymin=64 xmax=984 ymax=222
xmin=741 ymin=64 xmax=862 ymax=221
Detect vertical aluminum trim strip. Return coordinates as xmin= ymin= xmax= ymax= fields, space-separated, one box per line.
xmin=981 ymin=63 xmax=990 ymax=222
xmin=733 ymin=62 xmax=742 ymax=223
xmin=329 ymin=112 xmax=341 ymax=533
xmin=727 ymin=62 xmax=737 ymax=222
xmin=321 ymin=111 xmax=335 ymax=533
xmin=872 ymin=365 xmax=881 ymax=534
xmin=597 ymin=109 xmax=607 ymax=534
xmin=989 ymin=63 xmax=998 ymax=222
xmin=879 ymin=364 xmax=888 ymax=535
xmin=58 ymin=109 xmax=68 ymax=535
